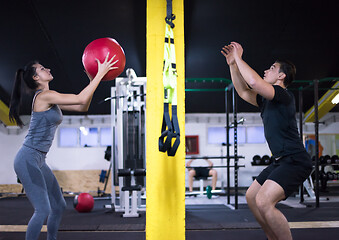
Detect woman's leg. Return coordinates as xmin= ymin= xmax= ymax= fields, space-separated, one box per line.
xmin=14 ymin=147 xmax=51 ymax=240
xmin=40 ymin=163 xmax=66 ymax=240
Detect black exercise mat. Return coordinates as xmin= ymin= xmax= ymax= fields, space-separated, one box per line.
xmin=2 ymin=228 xmax=338 ymax=240
xmin=2 ymin=196 xmax=339 ymax=232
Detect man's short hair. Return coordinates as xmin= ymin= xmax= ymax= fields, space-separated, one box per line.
xmin=275 ymin=59 xmax=296 ymax=87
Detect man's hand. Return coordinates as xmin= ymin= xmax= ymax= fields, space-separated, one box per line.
xmin=221 ymin=44 xmax=236 ymax=65
xmin=230 ymin=42 xmax=244 ymax=61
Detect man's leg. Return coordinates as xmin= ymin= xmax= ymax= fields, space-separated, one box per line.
xmin=256 ymin=180 xmax=292 ymax=240
xmin=188 ymin=170 xmax=196 ymax=192
xmin=209 ymin=169 xmax=217 ymax=190
xmin=246 ymin=180 xmax=277 ymax=240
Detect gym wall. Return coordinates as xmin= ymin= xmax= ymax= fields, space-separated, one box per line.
xmin=1 ymin=113 xmax=338 ymax=192
xmin=185 ymin=112 xmax=339 ymax=188
xmin=0 ymin=115 xmax=111 ymax=194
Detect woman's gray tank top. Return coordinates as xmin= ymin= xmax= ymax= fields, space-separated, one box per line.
xmin=23 ymin=90 xmax=63 ymax=153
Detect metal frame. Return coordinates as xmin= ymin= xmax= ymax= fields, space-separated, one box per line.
xmin=110 ymin=75 xmax=147 ymax=212
xmin=225 ymin=86 xmax=242 ymax=209
xmin=298 ymin=80 xmax=320 ymax=207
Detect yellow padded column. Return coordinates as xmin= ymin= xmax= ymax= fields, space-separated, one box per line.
xmin=304 ymin=81 xmax=339 ymax=122
xmin=0 ymin=100 xmax=16 ymax=126
xmin=146 ymin=0 xmax=185 ymax=240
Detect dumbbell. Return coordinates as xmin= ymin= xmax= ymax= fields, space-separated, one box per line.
xmin=331 ymin=155 xmax=339 ymax=164
xmin=252 ymin=155 xmax=262 ymax=165
xmin=324 ymin=155 xmax=332 ymax=164
xmin=319 ymin=156 xmax=325 ymax=165
xmin=262 ymin=155 xmax=271 ymax=165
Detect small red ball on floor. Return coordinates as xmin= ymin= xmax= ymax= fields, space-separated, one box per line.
xmin=74 ymin=193 xmax=94 ymax=213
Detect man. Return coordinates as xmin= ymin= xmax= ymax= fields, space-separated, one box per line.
xmin=186 ymin=157 xmax=218 ymax=192
xmin=221 ymin=42 xmax=312 ymax=240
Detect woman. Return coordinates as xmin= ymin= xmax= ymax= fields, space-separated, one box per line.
xmin=9 ymin=53 xmax=118 ymax=240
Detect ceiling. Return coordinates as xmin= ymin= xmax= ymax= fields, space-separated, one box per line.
xmin=0 ymin=0 xmax=338 ymax=116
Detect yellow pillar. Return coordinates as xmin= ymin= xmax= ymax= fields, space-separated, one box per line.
xmin=146 ymin=0 xmax=185 ymax=240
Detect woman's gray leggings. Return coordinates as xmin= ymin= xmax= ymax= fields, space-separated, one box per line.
xmin=14 ymin=145 xmax=66 ymax=240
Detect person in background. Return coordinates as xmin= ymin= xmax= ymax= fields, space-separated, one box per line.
xmin=186 ymin=157 xmax=218 ymax=192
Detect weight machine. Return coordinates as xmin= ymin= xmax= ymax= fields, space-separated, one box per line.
xmin=106 ymin=69 xmax=147 ymax=216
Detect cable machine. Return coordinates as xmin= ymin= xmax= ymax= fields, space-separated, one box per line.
xmin=109 ymin=69 xmax=147 ymax=215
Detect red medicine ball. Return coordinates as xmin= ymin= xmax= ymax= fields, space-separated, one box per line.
xmin=82 ymin=37 xmax=126 ymax=81
xmin=74 ymin=193 xmax=94 ymax=213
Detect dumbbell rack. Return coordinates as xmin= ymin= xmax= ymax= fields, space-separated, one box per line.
xmin=251 ymin=155 xmax=273 ymax=166
xmin=318 ymin=155 xmax=339 ymax=191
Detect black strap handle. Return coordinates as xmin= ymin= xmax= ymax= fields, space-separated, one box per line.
xmin=167 ymin=105 xmax=180 ymax=156
xmin=165 ymin=0 xmax=175 ymax=28
xmin=159 ymin=103 xmax=174 ymax=152
xmin=158 ymin=103 xmax=180 ymax=156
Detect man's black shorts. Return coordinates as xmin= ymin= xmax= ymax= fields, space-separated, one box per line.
xmin=194 ymin=167 xmax=210 ymax=178
xmin=255 ymin=151 xmax=313 ymax=198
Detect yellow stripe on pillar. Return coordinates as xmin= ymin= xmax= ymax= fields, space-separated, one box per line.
xmin=146 ymin=0 xmax=185 ymax=240
xmin=0 ymin=100 xmax=16 ymax=126
xmin=304 ymin=81 xmax=339 ymax=122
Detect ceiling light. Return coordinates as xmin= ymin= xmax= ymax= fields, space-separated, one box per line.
xmin=331 ymin=93 xmax=339 ymax=104
xmin=79 ymin=126 xmax=88 ymax=136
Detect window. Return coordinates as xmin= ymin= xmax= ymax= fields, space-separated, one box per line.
xmin=208 ymin=127 xmax=246 ymax=144
xmin=247 ymin=126 xmax=266 ymax=143
xmin=58 ymin=128 xmax=78 ymax=147
xmin=100 ymin=127 xmax=112 ymax=146
xmin=80 ymin=127 xmax=99 ymax=147
xmin=229 ymin=127 xmax=246 ymax=144
xmin=59 ymin=126 xmax=111 ymax=147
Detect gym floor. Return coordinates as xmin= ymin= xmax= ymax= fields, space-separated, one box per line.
xmin=1 ymin=188 xmax=339 ymax=240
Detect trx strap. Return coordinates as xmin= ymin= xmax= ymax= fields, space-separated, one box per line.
xmin=158 ymin=0 xmax=180 ymax=156
xmin=165 ymin=0 xmax=175 ymax=28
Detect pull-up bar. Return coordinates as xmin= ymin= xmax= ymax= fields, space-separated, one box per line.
xmin=186 ymin=156 xmax=244 ymax=160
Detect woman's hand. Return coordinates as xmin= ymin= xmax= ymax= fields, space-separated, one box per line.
xmin=96 ymin=53 xmax=119 ymax=79
xmin=84 ymin=70 xmax=93 ymax=82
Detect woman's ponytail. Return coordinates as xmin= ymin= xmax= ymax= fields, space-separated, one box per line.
xmin=9 ymin=61 xmax=39 ymax=127
xmin=9 ymin=69 xmax=25 ymax=127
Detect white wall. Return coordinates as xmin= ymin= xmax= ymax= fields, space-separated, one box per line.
xmin=0 ymin=115 xmax=111 ymax=185
xmin=0 ymin=130 xmax=27 ymax=184
xmin=1 ymin=113 xmax=338 ymax=187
